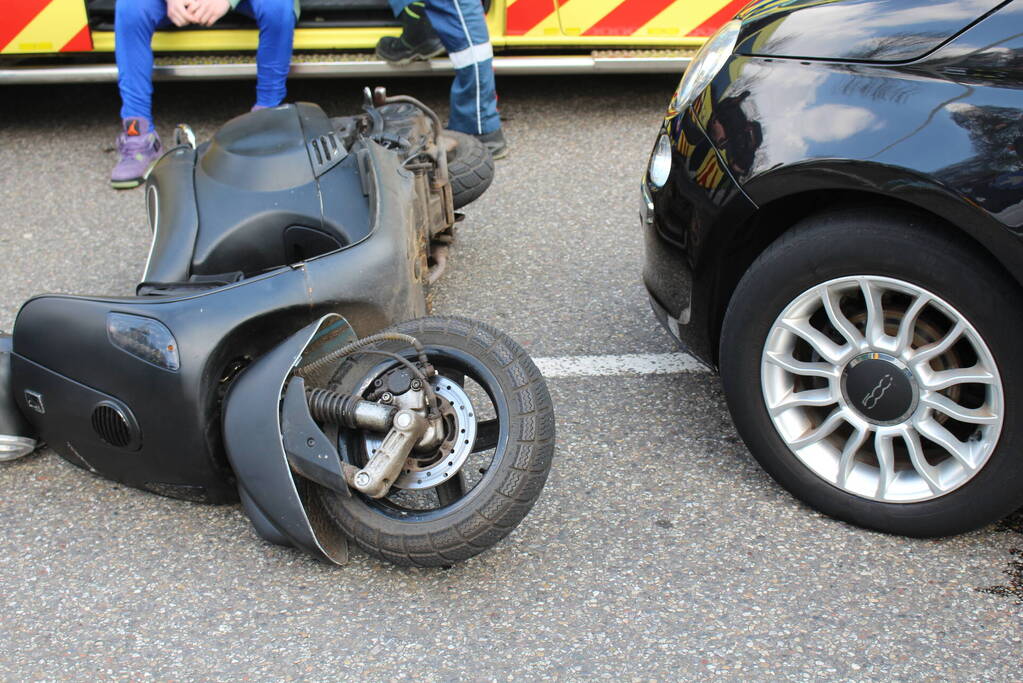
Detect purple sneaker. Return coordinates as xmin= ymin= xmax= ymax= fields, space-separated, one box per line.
xmin=111 ymin=118 xmax=162 ymax=189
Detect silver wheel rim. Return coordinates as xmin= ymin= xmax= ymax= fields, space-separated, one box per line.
xmin=761 ymin=275 xmax=1003 ymax=503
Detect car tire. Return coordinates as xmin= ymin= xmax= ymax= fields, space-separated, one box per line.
xmin=720 ymin=207 xmax=1023 ymax=537
xmin=443 ymin=130 xmax=495 ymax=210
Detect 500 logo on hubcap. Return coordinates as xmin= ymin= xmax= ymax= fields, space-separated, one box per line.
xmin=842 ymin=354 xmax=917 ymax=425
xmin=861 ymin=374 xmax=894 ymax=410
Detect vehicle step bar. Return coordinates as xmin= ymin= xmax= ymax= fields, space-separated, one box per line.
xmin=0 ymin=53 xmax=692 ymax=84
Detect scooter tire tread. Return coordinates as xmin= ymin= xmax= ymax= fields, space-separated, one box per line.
xmin=444 ymin=131 xmax=495 ymax=210
xmin=316 ymin=315 xmax=554 ymax=567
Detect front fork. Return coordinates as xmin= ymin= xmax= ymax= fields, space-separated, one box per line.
xmin=283 ymin=377 xmax=443 ymax=499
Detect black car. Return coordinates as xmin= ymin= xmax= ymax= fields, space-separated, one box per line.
xmin=642 ymin=0 xmax=1023 ymax=536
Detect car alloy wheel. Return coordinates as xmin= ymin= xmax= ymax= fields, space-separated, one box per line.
xmin=719 ymin=208 xmax=1023 ymax=536
xmin=762 ymin=275 xmax=1003 ymax=504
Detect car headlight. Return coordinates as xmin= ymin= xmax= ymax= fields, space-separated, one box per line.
xmin=647 ymin=134 xmax=672 ymax=189
xmin=670 ymin=19 xmax=742 ymax=114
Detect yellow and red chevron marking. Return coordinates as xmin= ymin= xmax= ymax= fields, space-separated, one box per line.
xmin=506 ymin=0 xmax=750 ymax=39
xmin=2 ymin=0 xmax=92 ymax=54
xmin=691 ymin=86 xmax=713 ymax=129
xmin=694 ymin=149 xmax=724 ymax=190
xmin=676 ymin=127 xmax=695 ymax=157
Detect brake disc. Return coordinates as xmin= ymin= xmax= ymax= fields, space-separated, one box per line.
xmin=361 ymin=376 xmax=477 ymax=490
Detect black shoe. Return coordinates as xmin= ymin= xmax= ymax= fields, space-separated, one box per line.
xmin=376 ymin=1 xmax=445 ymax=64
xmin=475 ymin=128 xmax=508 ymax=160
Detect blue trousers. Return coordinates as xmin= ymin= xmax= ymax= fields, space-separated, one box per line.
xmin=116 ymin=0 xmax=295 ymax=120
xmin=389 ymin=0 xmax=500 ymax=135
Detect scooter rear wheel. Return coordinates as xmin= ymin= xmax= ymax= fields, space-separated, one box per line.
xmin=317 ymin=316 xmax=555 ymax=567
xmin=444 ymin=131 xmax=495 ymax=210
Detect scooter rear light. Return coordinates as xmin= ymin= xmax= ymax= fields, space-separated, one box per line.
xmin=107 ymin=313 xmax=181 ymax=372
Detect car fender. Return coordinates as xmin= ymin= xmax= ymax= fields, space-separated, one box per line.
xmin=741 ymin=159 xmax=1023 ymax=287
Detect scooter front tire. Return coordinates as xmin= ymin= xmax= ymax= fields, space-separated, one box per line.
xmin=317 ymin=316 xmax=555 ymax=567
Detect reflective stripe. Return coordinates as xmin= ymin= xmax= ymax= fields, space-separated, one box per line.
xmin=448 ymin=41 xmax=493 ymax=69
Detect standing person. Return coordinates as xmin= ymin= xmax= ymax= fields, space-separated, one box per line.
xmin=111 ymin=0 xmax=298 ymax=189
xmin=376 ymin=0 xmax=506 ymax=158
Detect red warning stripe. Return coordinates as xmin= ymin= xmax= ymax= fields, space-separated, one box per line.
xmin=582 ymin=0 xmax=676 ymax=37
xmin=0 ymin=0 xmax=52 ymax=51
xmin=61 ymin=23 xmax=92 ymax=52
xmin=686 ymin=0 xmax=751 ymax=37
xmin=506 ymin=0 xmax=559 ymax=36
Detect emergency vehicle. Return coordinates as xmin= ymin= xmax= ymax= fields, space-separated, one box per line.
xmin=1 ymin=0 xmax=747 ymax=83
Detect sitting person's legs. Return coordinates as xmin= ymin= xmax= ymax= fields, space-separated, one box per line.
xmin=234 ymin=0 xmax=296 ymax=108
xmin=112 ymin=0 xmax=296 ymax=188
xmin=111 ymin=0 xmax=168 ymax=188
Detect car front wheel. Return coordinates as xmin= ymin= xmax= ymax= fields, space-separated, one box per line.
xmin=720 ymin=207 xmax=1023 ymax=536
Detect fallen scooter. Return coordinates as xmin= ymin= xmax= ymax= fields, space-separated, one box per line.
xmin=0 ymin=88 xmax=554 ymax=567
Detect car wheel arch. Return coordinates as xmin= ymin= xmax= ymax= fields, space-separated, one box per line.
xmin=708 ymin=187 xmax=1023 ymax=366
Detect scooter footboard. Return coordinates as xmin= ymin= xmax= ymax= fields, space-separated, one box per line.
xmin=223 ymin=314 xmax=357 ymax=565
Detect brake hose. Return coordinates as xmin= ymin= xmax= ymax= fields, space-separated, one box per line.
xmin=294 ymin=332 xmax=439 ymax=416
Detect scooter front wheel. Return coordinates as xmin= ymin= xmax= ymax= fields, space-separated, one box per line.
xmin=317 ymin=316 xmax=555 ymax=567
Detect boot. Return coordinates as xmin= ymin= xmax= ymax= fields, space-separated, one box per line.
xmin=376 ymin=1 xmax=445 ymax=64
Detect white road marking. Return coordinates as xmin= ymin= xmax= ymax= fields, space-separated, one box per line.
xmin=533 ymin=352 xmax=711 ymax=378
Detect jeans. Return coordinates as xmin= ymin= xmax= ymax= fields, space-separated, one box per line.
xmin=115 ymin=0 xmax=295 ymax=120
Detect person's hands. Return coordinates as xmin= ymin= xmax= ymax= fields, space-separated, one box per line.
xmin=166 ymin=0 xmax=197 ymax=26
xmin=184 ymin=0 xmax=231 ymax=27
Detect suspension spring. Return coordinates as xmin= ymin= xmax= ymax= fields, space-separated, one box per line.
xmin=306 ymin=388 xmax=396 ymax=432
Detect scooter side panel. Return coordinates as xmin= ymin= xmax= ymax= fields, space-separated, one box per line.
xmin=11 ymin=356 xmax=173 ymax=482
xmin=10 ymin=271 xmax=314 ymax=503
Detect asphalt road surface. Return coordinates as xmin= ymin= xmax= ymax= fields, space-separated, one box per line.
xmin=1 ymin=75 xmax=1021 ymax=681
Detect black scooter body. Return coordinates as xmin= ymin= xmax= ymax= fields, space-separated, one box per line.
xmin=0 ymin=96 xmax=553 ymax=568
xmin=5 ymin=102 xmax=433 ymax=506
xmin=143 ymin=103 xmax=375 ymax=286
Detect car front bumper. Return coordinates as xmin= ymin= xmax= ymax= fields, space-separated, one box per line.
xmin=641 ymin=180 xmax=692 ymax=341
xmin=640 ymin=107 xmax=758 ymax=367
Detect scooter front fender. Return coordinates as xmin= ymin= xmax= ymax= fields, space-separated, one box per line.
xmin=223 ymin=314 xmax=356 ymax=565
